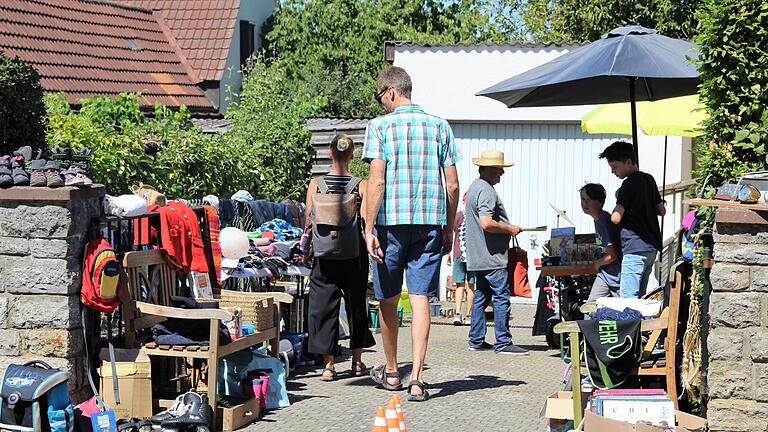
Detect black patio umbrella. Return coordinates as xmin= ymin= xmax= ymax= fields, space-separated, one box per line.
xmin=477 ymin=25 xmax=700 ymax=165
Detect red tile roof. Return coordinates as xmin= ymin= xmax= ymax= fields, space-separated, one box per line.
xmin=119 ymin=0 xmax=240 ymax=82
xmin=0 ymin=0 xmax=214 ymax=111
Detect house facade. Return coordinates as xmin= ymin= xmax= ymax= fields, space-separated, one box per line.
xmin=0 ymin=0 xmax=274 ymax=114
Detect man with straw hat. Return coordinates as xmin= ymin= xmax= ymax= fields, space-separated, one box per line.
xmin=464 ymin=149 xmax=529 ymax=355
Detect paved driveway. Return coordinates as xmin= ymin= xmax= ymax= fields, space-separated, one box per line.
xmin=243 ymin=304 xmax=565 ymax=431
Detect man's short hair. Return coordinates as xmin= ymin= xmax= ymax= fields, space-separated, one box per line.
xmin=376 ymin=66 xmax=412 ymax=99
xmin=599 ymin=141 xmax=635 ymax=164
xmin=580 ymin=183 xmax=607 ymax=205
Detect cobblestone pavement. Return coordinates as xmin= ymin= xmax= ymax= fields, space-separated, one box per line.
xmin=243 ymin=304 xmax=564 ymax=432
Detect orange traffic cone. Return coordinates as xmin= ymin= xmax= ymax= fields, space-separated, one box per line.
xmin=392 ymin=395 xmax=407 ymax=432
xmin=385 ymin=400 xmax=400 ymax=432
xmin=371 ymin=406 xmax=388 ymax=432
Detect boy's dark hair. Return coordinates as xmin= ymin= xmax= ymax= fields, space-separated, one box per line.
xmin=599 ymin=141 xmax=635 ymax=164
xmin=580 ymin=183 xmax=607 ymax=205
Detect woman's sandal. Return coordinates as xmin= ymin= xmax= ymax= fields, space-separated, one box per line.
xmin=370 ymin=364 xmax=403 ymax=390
xmin=320 ymin=367 xmax=337 ymax=382
xmin=407 ymin=380 xmax=430 ymax=402
xmin=351 ymin=361 xmax=367 ymax=377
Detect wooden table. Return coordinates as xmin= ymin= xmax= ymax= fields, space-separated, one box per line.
xmin=539 ymin=264 xmax=597 ymax=277
xmin=685 ymin=197 xmax=768 ymax=211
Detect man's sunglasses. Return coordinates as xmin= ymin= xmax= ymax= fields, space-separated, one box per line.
xmin=375 ymin=87 xmax=391 ymax=104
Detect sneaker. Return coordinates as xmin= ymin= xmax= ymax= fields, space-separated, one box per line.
xmin=29 ymin=159 xmax=47 ymax=187
xmin=43 ymin=161 xmax=63 ymax=188
xmin=496 ymin=344 xmax=530 ymax=356
xmin=452 ymin=314 xmax=463 ymax=326
xmin=468 ymin=341 xmax=494 ymax=351
xmin=62 ymin=166 xmax=83 ymax=186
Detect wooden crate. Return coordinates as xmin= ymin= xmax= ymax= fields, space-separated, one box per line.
xmin=216 ymin=397 xmax=260 ymax=431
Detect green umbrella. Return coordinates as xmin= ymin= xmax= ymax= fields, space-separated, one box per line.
xmin=582 ymin=94 xmax=706 ymax=237
xmin=581 ymin=95 xmax=705 ymax=137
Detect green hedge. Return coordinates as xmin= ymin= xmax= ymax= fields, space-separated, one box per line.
xmin=0 ymin=53 xmax=46 ymax=156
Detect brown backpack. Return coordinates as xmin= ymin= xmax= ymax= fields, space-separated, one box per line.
xmin=310 ymin=177 xmax=361 ymax=260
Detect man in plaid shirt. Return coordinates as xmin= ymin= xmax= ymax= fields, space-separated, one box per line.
xmin=363 ymin=66 xmax=461 ymax=401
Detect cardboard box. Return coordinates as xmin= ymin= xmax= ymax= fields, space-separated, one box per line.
xmin=584 ymin=409 xmax=707 ymax=432
xmin=540 ymin=391 xmax=589 ymax=432
xmin=99 ymin=348 xmax=153 ymax=419
xmin=216 ymin=397 xmax=260 ymax=431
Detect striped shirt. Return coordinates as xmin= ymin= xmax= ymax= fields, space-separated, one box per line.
xmin=362 ymin=104 xmax=461 ymax=226
xmin=318 ymin=174 xmax=362 ymax=211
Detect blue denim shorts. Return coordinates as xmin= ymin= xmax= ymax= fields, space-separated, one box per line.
xmin=451 ymin=259 xmax=476 ymax=285
xmin=371 ymin=225 xmax=443 ymax=300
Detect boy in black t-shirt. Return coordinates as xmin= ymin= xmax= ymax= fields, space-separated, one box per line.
xmin=599 ymin=141 xmax=666 ymax=298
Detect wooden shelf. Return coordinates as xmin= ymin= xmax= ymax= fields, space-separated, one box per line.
xmin=684 ymin=198 xmax=768 ymax=212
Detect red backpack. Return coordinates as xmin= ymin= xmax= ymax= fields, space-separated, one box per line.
xmin=81 ymin=239 xmax=121 ymax=313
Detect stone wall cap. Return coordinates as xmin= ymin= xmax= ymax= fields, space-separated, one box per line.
xmin=0 ymin=185 xmax=105 ymax=203
xmin=715 ymin=207 xmax=768 ymax=225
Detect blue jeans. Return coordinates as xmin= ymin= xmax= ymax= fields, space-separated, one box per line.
xmin=468 ymin=268 xmax=512 ymax=351
xmin=620 ymin=251 xmax=657 ymax=298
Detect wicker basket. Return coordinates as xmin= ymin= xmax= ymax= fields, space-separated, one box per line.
xmin=218 ymin=291 xmax=275 ymax=331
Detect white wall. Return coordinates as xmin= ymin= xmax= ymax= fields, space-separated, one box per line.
xmin=394 ymin=44 xmax=593 ymax=122
xmin=220 ymin=0 xmax=274 ymax=112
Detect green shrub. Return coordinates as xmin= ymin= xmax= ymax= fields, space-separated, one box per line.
xmin=694 ymin=0 xmax=768 ymax=194
xmin=45 ymin=93 xmax=261 ymax=198
xmin=225 ymin=57 xmax=325 ymax=201
xmin=0 ymin=53 xmax=46 ymax=156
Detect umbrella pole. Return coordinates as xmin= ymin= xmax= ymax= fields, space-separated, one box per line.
xmin=629 ymin=78 xmax=640 ymax=166
xmin=661 ymin=135 xmax=668 ymax=240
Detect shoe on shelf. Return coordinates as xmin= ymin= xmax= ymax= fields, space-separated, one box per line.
xmin=0 ymin=156 xmax=13 ymax=188
xmin=452 ymin=314 xmax=463 ymax=326
xmin=72 ymin=164 xmax=93 ymax=185
xmin=43 ymin=160 xmax=63 ymax=188
xmin=11 ymin=155 xmax=29 ymax=186
xmin=62 ymin=166 xmax=87 ymax=186
xmin=496 ymin=344 xmax=530 ymax=356
xmin=50 ymin=147 xmax=71 ymax=170
xmin=29 ymin=159 xmax=47 ymax=187
xmin=468 ymin=341 xmax=494 ymax=351
xmin=12 ymin=145 xmax=32 ymax=163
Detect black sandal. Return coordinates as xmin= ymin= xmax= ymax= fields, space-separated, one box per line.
xmin=320 ymin=367 xmax=337 ymax=382
xmin=407 ymin=380 xmax=430 ymax=402
xmin=370 ymin=364 xmax=402 ymax=390
xmin=351 ymin=361 xmax=367 ymax=377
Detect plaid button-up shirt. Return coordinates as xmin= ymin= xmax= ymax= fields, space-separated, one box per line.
xmin=362 ymin=104 xmax=461 ymax=226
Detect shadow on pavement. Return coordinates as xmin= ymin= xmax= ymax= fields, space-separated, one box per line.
xmin=428 ymin=374 xmax=525 ymax=399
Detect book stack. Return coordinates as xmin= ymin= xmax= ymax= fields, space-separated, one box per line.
xmin=591 ymin=389 xmax=675 ymax=428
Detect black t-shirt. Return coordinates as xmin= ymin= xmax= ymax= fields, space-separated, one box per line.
xmin=616 ymin=171 xmax=662 ymax=253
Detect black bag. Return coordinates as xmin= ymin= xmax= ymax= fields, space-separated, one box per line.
xmin=0 ymin=361 xmax=74 ymax=432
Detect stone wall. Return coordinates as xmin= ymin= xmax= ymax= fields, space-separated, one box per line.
xmin=0 ymin=186 xmax=104 ymax=403
xmin=707 ymin=207 xmax=768 ymax=432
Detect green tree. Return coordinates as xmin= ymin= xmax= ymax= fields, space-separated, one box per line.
xmin=693 ymin=0 xmax=768 ymax=198
xmin=513 ymin=0 xmax=703 ymax=42
xmin=225 ymin=57 xmax=326 ymax=201
xmin=262 ymin=0 xmax=508 ymax=117
xmin=0 ymin=53 xmax=47 ymax=156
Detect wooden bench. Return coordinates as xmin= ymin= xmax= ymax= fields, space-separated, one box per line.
xmin=121 ymin=249 xmax=293 ymax=425
xmin=554 ymin=261 xmax=687 ymax=425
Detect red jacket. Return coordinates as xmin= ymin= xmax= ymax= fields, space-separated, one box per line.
xmin=134 ymin=201 xmax=209 ymax=273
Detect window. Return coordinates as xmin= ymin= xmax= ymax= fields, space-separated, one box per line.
xmin=240 ymin=21 xmax=255 ymax=65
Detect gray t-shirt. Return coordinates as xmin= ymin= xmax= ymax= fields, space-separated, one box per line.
xmin=464 ymin=178 xmax=511 ymax=271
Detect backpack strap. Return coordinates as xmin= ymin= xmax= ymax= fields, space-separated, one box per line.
xmin=316 ymin=177 xmax=329 ymax=194
xmin=344 ymin=177 xmax=362 ymax=194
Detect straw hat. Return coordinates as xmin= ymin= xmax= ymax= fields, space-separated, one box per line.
xmin=472 ymin=149 xmax=514 ymax=167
